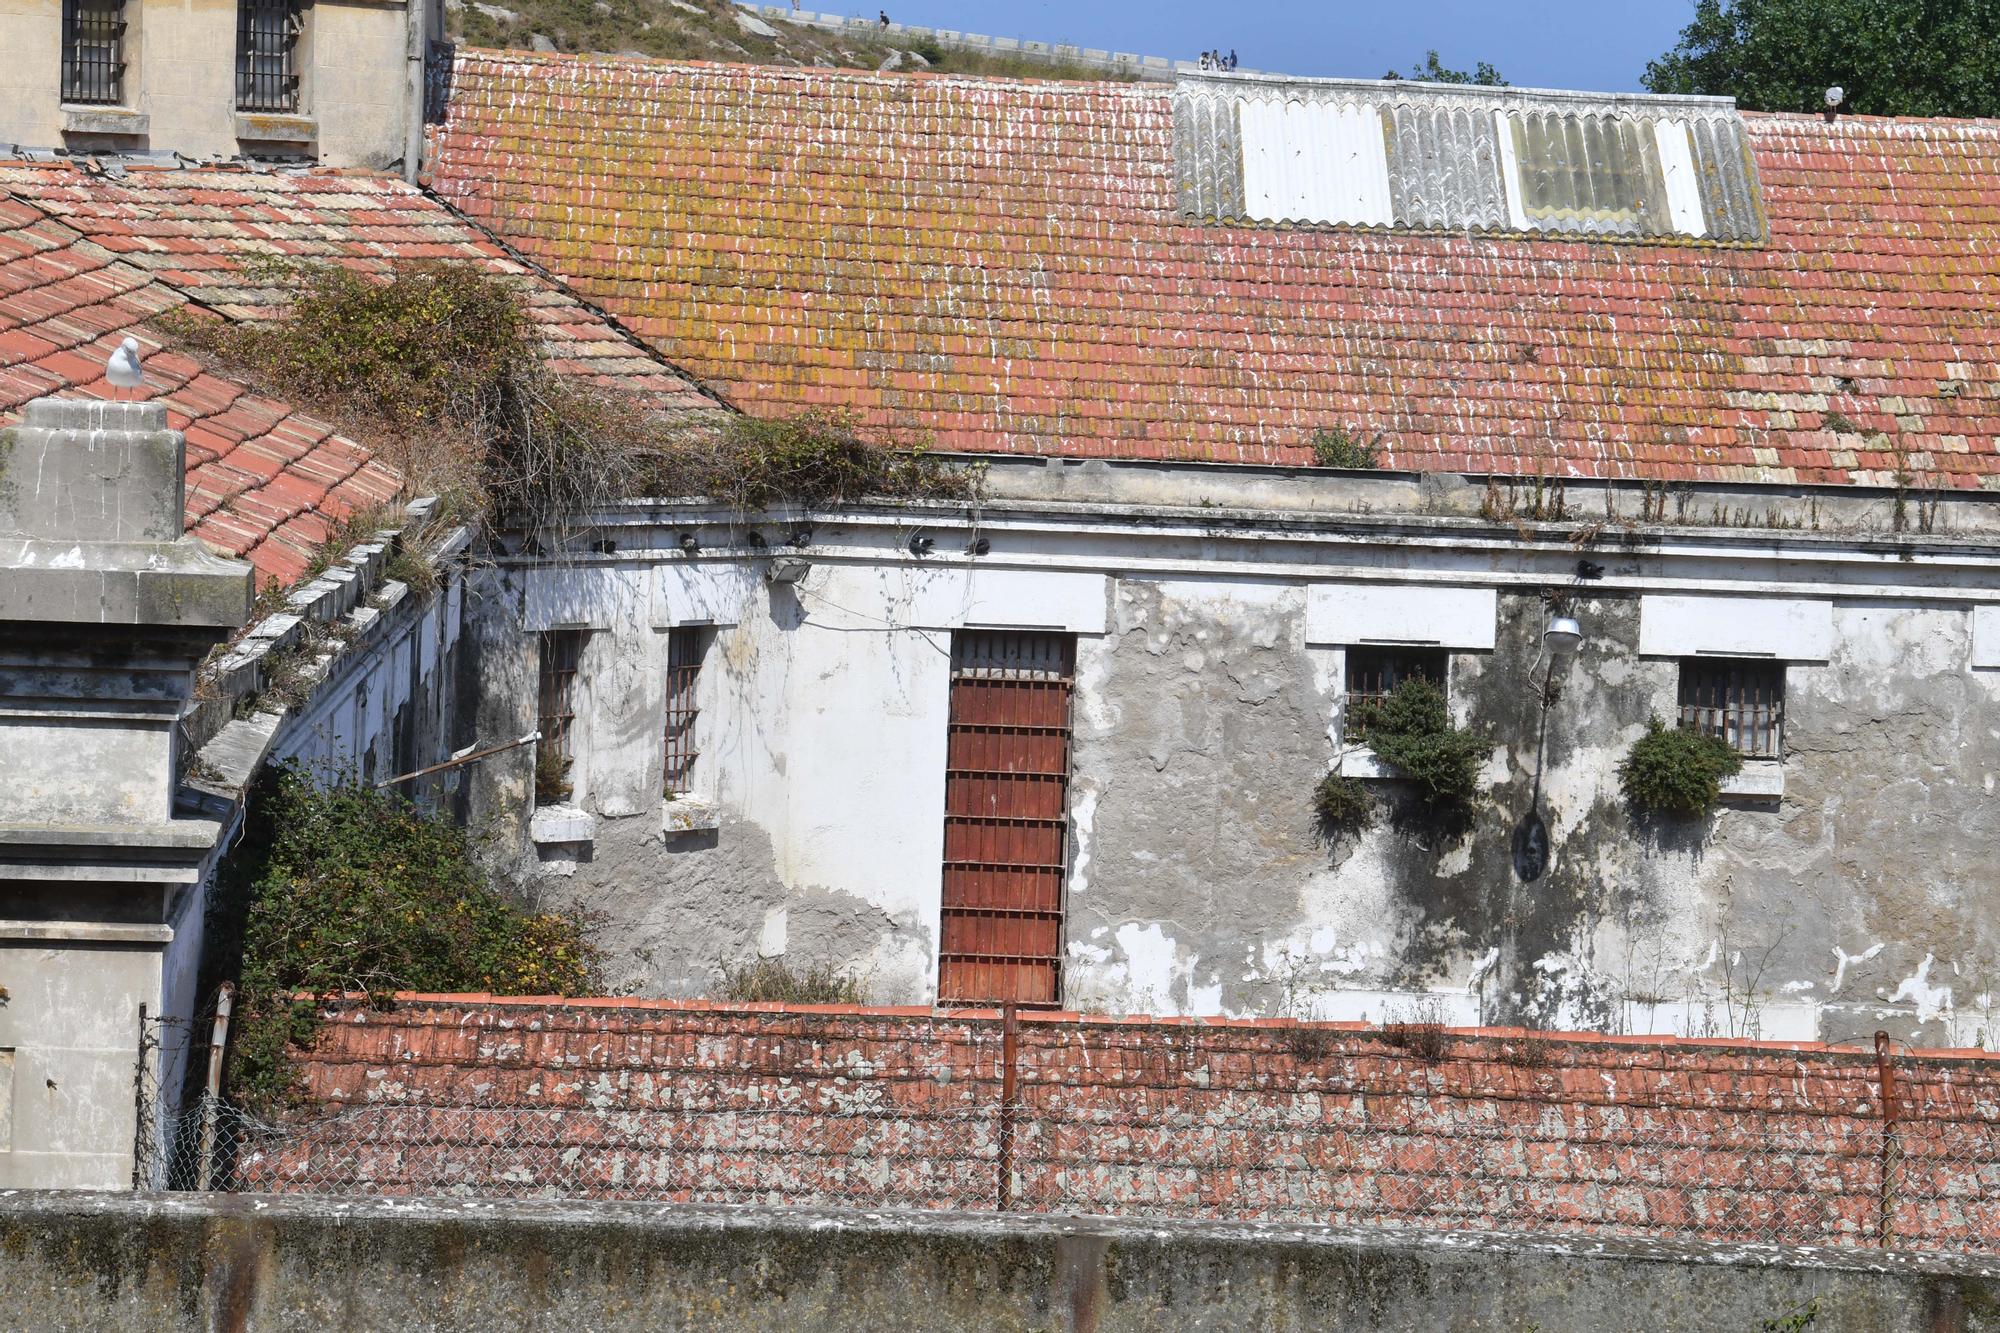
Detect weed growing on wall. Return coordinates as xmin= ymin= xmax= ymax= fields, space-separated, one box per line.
xmin=1309 ymin=425 xmax=1384 ymax=469
xmin=685 ymin=410 xmax=969 ymax=509
xmin=1618 ymin=717 xmax=1743 ymax=818
xmin=716 ymin=957 xmax=867 ymax=1004
xmin=1311 ymin=770 xmax=1376 ymax=834
xmin=209 ymin=765 xmax=604 ymax=1114
xmin=1352 ymin=678 xmax=1490 ymax=813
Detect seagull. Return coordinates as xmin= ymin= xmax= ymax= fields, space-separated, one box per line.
xmin=106 ymin=336 xmax=145 ymax=399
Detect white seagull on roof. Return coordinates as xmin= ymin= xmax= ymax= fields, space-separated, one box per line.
xmin=106 ymin=336 xmax=145 ymax=399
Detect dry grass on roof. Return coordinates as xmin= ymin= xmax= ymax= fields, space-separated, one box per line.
xmin=156 ymin=256 xmax=971 ymax=534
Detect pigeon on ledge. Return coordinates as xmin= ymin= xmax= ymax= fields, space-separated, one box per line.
xmin=106 ymin=336 xmax=145 ymax=398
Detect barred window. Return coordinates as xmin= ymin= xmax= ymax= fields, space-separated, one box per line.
xmin=1344 ymin=647 xmax=1448 ymax=744
xmin=1678 ymin=658 xmax=1784 ymax=757
xmin=236 ymin=0 xmax=302 ymax=113
xmin=662 ymin=627 xmax=708 ymax=796
xmin=536 ymin=630 xmax=586 ymax=763
xmin=62 ymin=0 xmax=127 ymax=106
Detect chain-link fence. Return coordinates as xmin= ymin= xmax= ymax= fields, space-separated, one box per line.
xmin=137 ymin=1008 xmax=2000 ymax=1258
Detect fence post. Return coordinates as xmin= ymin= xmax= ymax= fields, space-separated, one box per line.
xmin=131 ymin=1002 xmax=151 ymax=1190
xmin=196 ymin=982 xmax=237 ymax=1191
xmin=1874 ymin=1029 xmax=1901 ymax=1248
xmin=997 ymin=1003 xmax=1018 ymax=1211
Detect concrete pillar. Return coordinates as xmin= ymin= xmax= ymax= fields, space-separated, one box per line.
xmin=0 ymin=396 xmax=252 ymax=1190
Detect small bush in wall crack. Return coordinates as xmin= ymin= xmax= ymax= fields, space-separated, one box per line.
xmin=1619 ymin=717 xmax=1743 ymax=818
xmin=1311 ymin=770 xmax=1376 ymax=834
xmin=1352 ymin=678 xmax=1490 ymax=812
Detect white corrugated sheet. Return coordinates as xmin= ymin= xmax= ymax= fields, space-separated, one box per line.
xmin=1655 ymin=119 xmax=1709 ymax=237
xmin=1237 ymin=97 xmax=1393 ymax=226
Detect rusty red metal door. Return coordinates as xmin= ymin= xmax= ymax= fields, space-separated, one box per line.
xmin=939 ymin=631 xmax=1074 ymax=1007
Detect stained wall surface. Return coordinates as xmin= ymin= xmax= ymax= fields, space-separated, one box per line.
xmin=465 ymin=494 xmax=2000 ymax=1046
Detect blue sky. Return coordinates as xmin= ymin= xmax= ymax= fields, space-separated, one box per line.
xmin=846 ymin=1 xmax=1702 ymax=93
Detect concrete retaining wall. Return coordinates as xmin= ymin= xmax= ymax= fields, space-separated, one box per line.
xmin=2 ymin=1191 xmax=1995 ymax=1332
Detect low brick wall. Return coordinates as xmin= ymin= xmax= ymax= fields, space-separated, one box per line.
xmin=241 ymin=997 xmax=2000 ymax=1253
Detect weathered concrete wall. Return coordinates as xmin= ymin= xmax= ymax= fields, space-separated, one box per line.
xmin=466 ymin=491 xmax=2000 ymax=1042
xmin=3 ymin=1192 xmax=1995 ymax=1332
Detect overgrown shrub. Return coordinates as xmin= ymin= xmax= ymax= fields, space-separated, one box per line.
xmin=1352 ymin=678 xmax=1489 ymax=810
xmin=160 ymin=258 xmax=663 ymax=537
xmin=1311 ymin=770 xmax=1375 ymax=833
xmin=716 ymin=957 xmax=866 ymax=1004
xmin=534 ymin=743 xmax=573 ymax=806
xmin=159 ymin=260 xmax=969 ymax=538
xmin=211 ymin=765 xmax=603 ymax=1114
xmin=1618 ymin=717 xmax=1743 ymax=818
xmin=1309 ymin=425 xmax=1384 ymax=469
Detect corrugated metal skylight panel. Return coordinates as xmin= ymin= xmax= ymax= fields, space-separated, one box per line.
xmin=1174 ymin=76 xmax=1765 ymax=244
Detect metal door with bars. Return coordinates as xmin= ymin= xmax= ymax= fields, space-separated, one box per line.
xmin=939 ymin=631 xmax=1075 ymax=1008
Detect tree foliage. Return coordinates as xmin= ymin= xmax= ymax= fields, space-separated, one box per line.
xmin=213 ymin=766 xmax=604 ymax=1113
xmin=1385 ymin=50 xmax=1508 ymax=86
xmin=1643 ymin=0 xmax=2000 ymax=117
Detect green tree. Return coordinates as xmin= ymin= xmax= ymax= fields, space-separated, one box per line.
xmin=1644 ymin=0 xmax=2000 ymax=117
xmin=1384 ymin=50 xmax=1508 ymax=86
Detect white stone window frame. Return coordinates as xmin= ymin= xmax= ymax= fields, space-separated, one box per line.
xmin=1305 ymin=583 xmax=1497 ymax=781
xmin=1638 ymin=594 xmax=1830 ymax=802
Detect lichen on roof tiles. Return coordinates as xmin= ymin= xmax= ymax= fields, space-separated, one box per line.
xmin=432 ymin=49 xmax=2000 ymax=490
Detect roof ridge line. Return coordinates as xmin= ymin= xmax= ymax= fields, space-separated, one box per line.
xmin=415 ymin=178 xmax=738 ymax=416
xmin=450 ymin=43 xmax=1153 ymax=94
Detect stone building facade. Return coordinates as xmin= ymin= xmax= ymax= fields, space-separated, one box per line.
xmin=465 ymin=467 xmax=2000 ymax=1046
xmin=0 ymin=0 xmax=442 ymax=171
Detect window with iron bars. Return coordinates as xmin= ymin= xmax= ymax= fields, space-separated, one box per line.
xmin=662 ymin=627 xmax=708 ymax=796
xmin=1678 ymin=658 xmax=1784 ymax=758
xmin=1343 ymin=646 xmax=1448 ymax=745
xmin=537 ymin=629 xmax=586 ymax=762
xmin=62 ymin=0 xmax=127 ymax=106
xmin=236 ymin=0 xmax=302 ymax=113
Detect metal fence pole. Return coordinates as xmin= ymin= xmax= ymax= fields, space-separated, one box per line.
xmin=997 ymin=1004 xmax=1018 ymax=1211
xmin=131 ymin=1002 xmax=150 ymax=1190
xmin=1874 ymin=1029 xmax=1901 ymax=1248
xmin=196 ymin=982 xmax=237 ymax=1191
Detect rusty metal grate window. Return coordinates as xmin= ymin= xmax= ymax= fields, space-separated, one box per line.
xmin=236 ymin=0 xmax=302 ymax=113
xmin=1344 ymin=647 xmax=1448 ymax=744
xmin=662 ymin=627 xmax=707 ymax=796
xmin=62 ymin=0 xmax=127 ymax=105
xmin=939 ymin=631 xmax=1075 ymax=1009
xmin=536 ymin=630 xmax=586 ymax=763
xmin=1678 ymin=658 xmax=1784 ymax=757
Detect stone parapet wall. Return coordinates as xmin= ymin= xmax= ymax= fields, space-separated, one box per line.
xmin=8 ymin=1192 xmax=1997 ymax=1333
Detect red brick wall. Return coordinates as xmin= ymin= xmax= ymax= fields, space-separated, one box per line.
xmin=249 ymin=997 xmax=2000 ymax=1253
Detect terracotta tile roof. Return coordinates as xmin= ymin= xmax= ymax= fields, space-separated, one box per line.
xmin=432 ymin=51 xmax=2000 ymax=489
xmin=0 ymin=163 xmax=719 ymax=585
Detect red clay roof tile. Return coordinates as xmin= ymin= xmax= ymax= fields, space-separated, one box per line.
xmin=432 ymin=50 xmax=2000 ymax=489
xmin=1 ymin=161 xmax=721 ymax=587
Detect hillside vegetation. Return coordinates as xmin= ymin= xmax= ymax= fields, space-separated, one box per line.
xmin=448 ymin=0 xmax=1136 ymax=80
